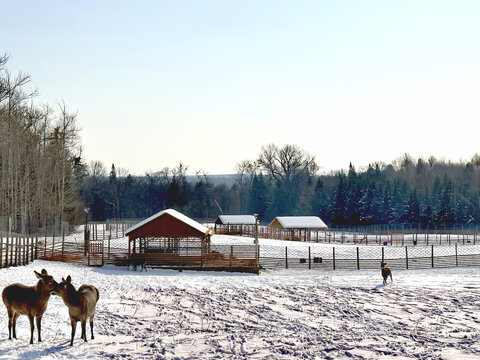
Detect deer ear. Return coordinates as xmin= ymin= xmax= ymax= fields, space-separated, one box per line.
xmin=41 ymin=269 xmax=48 ymax=275
xmin=34 ymin=271 xmax=43 ymax=279
xmin=66 ymin=275 xmax=72 ymax=283
xmin=62 ymin=277 xmax=66 ymax=283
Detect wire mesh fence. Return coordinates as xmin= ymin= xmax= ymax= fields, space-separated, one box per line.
xmin=258 ymin=243 xmax=480 ymax=271
xmin=7 ymin=229 xmax=480 ymax=274
xmin=220 ymin=225 xmax=480 ymax=247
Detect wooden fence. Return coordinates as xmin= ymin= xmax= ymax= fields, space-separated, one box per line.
xmin=0 ymin=234 xmax=37 ymax=268
xmin=37 ymin=235 xmax=259 ymax=273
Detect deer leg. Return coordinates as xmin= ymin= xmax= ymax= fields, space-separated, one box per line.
xmin=7 ymin=309 xmax=13 ymax=340
xmin=12 ymin=312 xmax=19 ymax=339
xmin=70 ymin=319 xmax=76 ymax=346
xmin=90 ymin=317 xmax=94 ymax=340
xmin=36 ymin=316 xmax=42 ymax=342
xmin=7 ymin=314 xmax=12 ymax=340
xmin=28 ymin=315 xmax=35 ymax=344
xmin=81 ymin=321 xmax=87 ymax=342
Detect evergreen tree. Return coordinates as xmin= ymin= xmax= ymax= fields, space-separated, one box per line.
xmin=247 ymin=174 xmax=269 ymax=221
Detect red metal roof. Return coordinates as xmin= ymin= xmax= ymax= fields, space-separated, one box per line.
xmin=125 ymin=209 xmax=212 ymax=238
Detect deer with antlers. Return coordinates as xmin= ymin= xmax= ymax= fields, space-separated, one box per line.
xmin=2 ymin=269 xmax=58 ymax=344
xmin=52 ymin=275 xmax=99 ymax=346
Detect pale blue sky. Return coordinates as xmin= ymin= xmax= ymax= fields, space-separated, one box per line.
xmin=3 ymin=1 xmax=480 ymax=174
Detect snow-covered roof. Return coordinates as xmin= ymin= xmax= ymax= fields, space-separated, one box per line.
xmin=269 ymin=216 xmax=328 ymax=230
xmin=125 ymin=208 xmax=212 ymax=236
xmin=215 ymin=215 xmax=257 ymax=225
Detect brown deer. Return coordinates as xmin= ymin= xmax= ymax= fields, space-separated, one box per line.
xmin=2 ymin=269 xmax=58 ymax=344
xmin=52 ymin=275 xmax=99 ymax=346
xmin=128 ymin=255 xmax=147 ymax=272
xmin=381 ymin=262 xmax=393 ymax=284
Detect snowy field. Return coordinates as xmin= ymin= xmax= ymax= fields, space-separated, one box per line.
xmin=0 ymin=261 xmax=480 ymax=359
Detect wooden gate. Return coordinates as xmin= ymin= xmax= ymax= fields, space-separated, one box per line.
xmin=88 ymin=240 xmax=104 ymax=266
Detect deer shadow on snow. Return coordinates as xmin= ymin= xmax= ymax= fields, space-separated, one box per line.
xmin=0 ymin=340 xmax=71 ymax=359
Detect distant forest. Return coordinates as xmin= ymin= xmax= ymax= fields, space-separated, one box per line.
xmin=80 ymin=146 xmax=480 ymax=228
xmin=3 ymin=56 xmax=480 ymax=233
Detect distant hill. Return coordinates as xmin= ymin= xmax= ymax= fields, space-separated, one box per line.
xmin=185 ymin=174 xmax=236 ymax=187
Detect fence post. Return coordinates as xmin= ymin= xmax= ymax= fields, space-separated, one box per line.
xmin=62 ymin=231 xmax=65 ymax=262
xmin=405 ymin=246 xmax=408 ymax=269
xmin=0 ymin=236 xmax=3 ymax=268
xmin=22 ymin=237 xmax=25 ymax=265
xmin=285 ymin=246 xmax=288 ymax=269
xmin=455 ymin=243 xmax=458 ymax=266
xmin=431 ymin=245 xmax=434 ymax=268
xmin=308 ymin=247 xmax=311 ymax=270
xmin=381 ymin=246 xmax=385 ymax=263
xmin=35 ymin=236 xmax=38 ymax=260
xmin=333 ymin=247 xmax=336 ymax=270
xmin=26 ymin=237 xmax=29 ymax=265
xmin=230 ymin=245 xmax=233 ymax=271
xmin=356 ymin=247 xmax=360 ymax=270
xmin=5 ymin=233 xmax=9 ymax=267
xmin=52 ymin=229 xmax=55 ymax=257
xmin=15 ymin=236 xmax=19 ymax=266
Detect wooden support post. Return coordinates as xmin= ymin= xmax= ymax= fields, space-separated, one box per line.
xmin=285 ymin=246 xmax=288 ymax=269
xmin=308 ymin=247 xmax=311 ymax=269
xmin=52 ymin=230 xmax=55 ymax=258
xmin=26 ymin=237 xmax=29 ymax=265
xmin=381 ymin=246 xmax=385 ymax=263
xmin=14 ymin=236 xmax=18 ymax=266
xmin=62 ymin=231 xmax=65 ymax=262
xmin=431 ymin=245 xmax=434 ymax=268
xmin=5 ymin=233 xmax=9 ymax=267
xmin=455 ymin=243 xmax=458 ymax=266
xmin=405 ymin=246 xmax=408 ymax=269
xmin=333 ymin=247 xmax=336 ymax=270
xmin=356 ymin=247 xmax=360 ymax=270
xmin=35 ymin=236 xmax=38 ymax=260
xmin=0 ymin=236 xmax=3 ymax=268
xmin=22 ymin=237 xmax=25 ymax=265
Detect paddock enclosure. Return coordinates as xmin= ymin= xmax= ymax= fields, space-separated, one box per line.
xmin=4 ymin=212 xmax=480 ymax=274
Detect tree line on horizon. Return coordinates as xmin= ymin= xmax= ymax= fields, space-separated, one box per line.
xmin=80 ymin=147 xmax=480 ymax=229
xmin=3 ymin=56 xmax=480 ymax=233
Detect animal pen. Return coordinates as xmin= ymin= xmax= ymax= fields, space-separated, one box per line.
xmin=214 ymin=215 xmax=257 ymax=237
xmin=125 ymin=209 xmax=259 ymax=273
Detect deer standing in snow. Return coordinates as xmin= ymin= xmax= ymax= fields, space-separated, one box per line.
xmin=52 ymin=275 xmax=99 ymax=346
xmin=2 ymin=269 xmax=58 ymax=344
xmin=381 ymin=262 xmax=393 ymax=284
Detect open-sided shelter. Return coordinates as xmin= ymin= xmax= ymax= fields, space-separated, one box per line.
xmin=125 ymin=208 xmax=214 ymax=267
xmin=125 ymin=209 xmax=258 ymax=273
xmin=214 ymin=215 xmax=257 ymax=236
xmin=269 ymin=216 xmax=328 ymax=241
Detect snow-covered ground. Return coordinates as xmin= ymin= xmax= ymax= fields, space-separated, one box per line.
xmin=0 ymin=261 xmax=480 ymax=359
